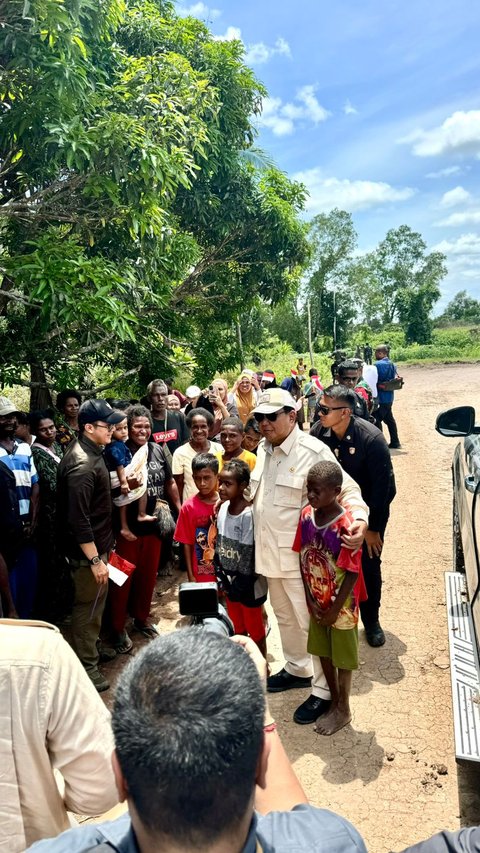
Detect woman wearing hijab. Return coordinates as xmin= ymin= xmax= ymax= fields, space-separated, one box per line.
xmin=233 ymin=372 xmax=258 ymax=425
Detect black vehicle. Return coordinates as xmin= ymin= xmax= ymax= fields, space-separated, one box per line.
xmin=436 ymin=405 xmax=480 ymax=762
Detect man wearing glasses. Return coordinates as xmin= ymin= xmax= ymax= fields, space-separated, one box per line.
xmin=248 ymin=388 xmax=369 ymax=725
xmin=57 ymin=399 xmax=125 ymax=692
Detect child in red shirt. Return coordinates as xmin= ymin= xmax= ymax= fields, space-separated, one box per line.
xmin=174 ymin=453 xmax=219 ymax=583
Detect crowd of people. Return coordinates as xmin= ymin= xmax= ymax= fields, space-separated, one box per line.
xmin=5 ymin=345 xmax=470 ymax=852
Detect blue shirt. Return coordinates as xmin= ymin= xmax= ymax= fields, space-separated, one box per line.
xmin=104 ymin=440 xmax=132 ymax=473
xmin=0 ymin=439 xmax=38 ymax=517
xmin=28 ymin=805 xmax=367 ymax=853
xmin=375 ymin=357 xmax=396 ymax=404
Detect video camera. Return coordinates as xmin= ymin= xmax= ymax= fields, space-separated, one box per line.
xmin=178 ymin=582 xmax=234 ymax=638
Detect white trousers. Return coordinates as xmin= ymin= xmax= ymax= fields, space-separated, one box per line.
xmin=268 ymin=576 xmax=330 ymax=699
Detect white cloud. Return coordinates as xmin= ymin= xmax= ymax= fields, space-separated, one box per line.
xmin=258 ymin=86 xmax=330 ymax=136
xmin=402 ymin=110 xmax=480 ymax=157
xmin=432 ymin=233 xmax=480 ymax=256
xmin=426 ymin=166 xmax=462 ymax=179
xmin=213 ymin=25 xmax=241 ymax=41
xmin=344 ymin=99 xmax=358 ymax=116
xmin=292 ymin=168 xmax=416 ymax=213
xmin=177 ymin=2 xmax=221 ymax=19
xmin=439 ymin=186 xmax=471 ymax=208
xmin=436 ymin=211 xmax=480 ymax=227
xmin=245 ymin=37 xmax=291 ymax=65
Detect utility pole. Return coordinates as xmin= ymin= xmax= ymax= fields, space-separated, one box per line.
xmin=236 ymin=318 xmax=245 ymax=371
xmin=307 ymin=299 xmax=314 ymax=366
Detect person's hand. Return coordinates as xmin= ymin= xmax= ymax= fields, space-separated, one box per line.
xmin=251 ymin=375 xmax=260 ymax=391
xmin=232 ymin=635 xmax=267 ymax=688
xmin=316 ymin=606 xmax=339 ymax=627
xmin=120 ymin=482 xmax=130 ymax=495
xmin=91 ymin=560 xmax=109 ymax=585
xmin=365 ymin=529 xmax=383 ymax=558
xmin=127 ymin=474 xmax=141 ymax=490
xmin=341 ymin=519 xmax=367 ymax=550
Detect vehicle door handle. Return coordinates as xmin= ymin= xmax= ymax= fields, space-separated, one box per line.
xmin=465 ymin=475 xmax=477 ymax=493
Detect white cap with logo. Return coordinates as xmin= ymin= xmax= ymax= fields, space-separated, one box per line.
xmin=253 ymin=387 xmax=301 ymax=414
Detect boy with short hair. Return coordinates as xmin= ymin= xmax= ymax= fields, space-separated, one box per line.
xmin=174 ymin=453 xmax=219 ymax=583
xmin=293 ymin=460 xmax=366 ymax=736
xmin=218 ymin=416 xmax=257 ymax=472
xmin=242 ymin=416 xmax=261 ymax=455
xmin=216 ymin=459 xmax=267 ymax=657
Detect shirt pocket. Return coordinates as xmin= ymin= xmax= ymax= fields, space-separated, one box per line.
xmin=274 ymin=473 xmax=304 ymax=508
xmin=277 ymin=530 xmax=298 ymax=573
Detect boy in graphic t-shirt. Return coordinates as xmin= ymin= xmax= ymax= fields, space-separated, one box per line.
xmin=174 ymin=453 xmax=219 ymax=583
xmin=293 ymin=460 xmax=366 ymax=737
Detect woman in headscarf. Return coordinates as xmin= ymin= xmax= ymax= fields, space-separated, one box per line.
xmin=233 ymin=372 xmax=258 ymax=426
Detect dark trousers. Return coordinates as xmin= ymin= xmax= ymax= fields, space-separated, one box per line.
xmin=374 ymin=402 xmax=399 ymax=445
xmin=360 ymin=518 xmax=388 ymax=628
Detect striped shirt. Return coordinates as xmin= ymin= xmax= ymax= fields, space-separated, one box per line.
xmin=0 ymin=440 xmax=38 ymax=517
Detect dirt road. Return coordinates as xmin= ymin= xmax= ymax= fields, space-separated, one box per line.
xmin=98 ymin=363 xmax=480 ymax=851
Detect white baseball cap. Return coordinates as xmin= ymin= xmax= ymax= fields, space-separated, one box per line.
xmin=253 ymin=388 xmax=299 ymax=414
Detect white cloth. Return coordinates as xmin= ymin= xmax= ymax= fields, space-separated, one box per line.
xmin=0 ymin=619 xmax=117 ymax=852
xmin=172 ymin=441 xmax=223 ymax=502
xmin=248 ymin=427 xmax=368 ymax=579
xmin=362 ymin=364 xmax=378 ymax=397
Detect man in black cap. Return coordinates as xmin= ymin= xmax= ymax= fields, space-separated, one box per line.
xmin=57 ymin=399 xmax=125 ymax=692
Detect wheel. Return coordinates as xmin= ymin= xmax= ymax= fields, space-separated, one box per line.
xmin=453 ymin=494 xmax=465 ymax=573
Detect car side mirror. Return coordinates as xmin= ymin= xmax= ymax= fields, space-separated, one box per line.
xmin=435 ymin=406 xmax=476 ymax=437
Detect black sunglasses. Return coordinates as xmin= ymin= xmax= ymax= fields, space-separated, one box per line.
xmin=254 ymin=408 xmax=290 ymax=423
xmin=318 ymin=404 xmax=347 ymax=415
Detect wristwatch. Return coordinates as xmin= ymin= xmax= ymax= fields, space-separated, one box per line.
xmin=89 ymin=555 xmax=101 ymax=565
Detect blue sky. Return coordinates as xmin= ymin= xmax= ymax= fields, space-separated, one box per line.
xmin=178 ymin=1 xmax=480 ymax=310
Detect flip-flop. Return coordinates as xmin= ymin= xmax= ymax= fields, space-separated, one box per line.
xmin=114 ymin=634 xmax=133 ymax=654
xmin=133 ymin=622 xmax=159 ymax=639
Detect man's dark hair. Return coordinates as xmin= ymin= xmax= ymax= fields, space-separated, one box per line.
xmin=220 ymin=416 xmax=244 ymax=434
xmin=126 ymin=404 xmax=153 ymax=430
xmin=29 ymin=408 xmax=56 ymax=433
xmin=323 ymin=384 xmax=357 ymax=411
xmin=191 ymin=452 xmax=219 ymax=475
xmin=308 ymin=459 xmax=343 ymax=489
xmin=244 ymin=416 xmax=260 ymax=435
xmin=186 ymin=407 xmax=214 ymax=428
xmin=308 ymin=368 xmax=318 ymax=377
xmin=222 ymin=458 xmax=250 ymax=485
xmin=56 ymin=389 xmax=81 ymax=411
xmin=15 ymin=411 xmax=29 ymax=426
xmin=112 ymin=629 xmax=265 ymax=847
xmin=375 ymin=344 xmax=388 ymax=355
xmin=337 ymin=360 xmax=359 ymax=375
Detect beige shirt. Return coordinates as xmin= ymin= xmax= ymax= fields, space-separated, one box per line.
xmin=172 ymin=441 xmax=223 ymax=502
xmin=248 ymin=427 xmax=369 ymax=578
xmin=0 ymin=620 xmax=117 ymax=852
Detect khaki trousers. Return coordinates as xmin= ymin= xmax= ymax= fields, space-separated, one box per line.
xmin=69 ymin=555 xmax=108 ymax=676
xmin=268 ymin=576 xmax=330 ymax=699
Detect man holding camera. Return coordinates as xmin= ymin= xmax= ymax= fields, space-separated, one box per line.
xmin=29 ymin=630 xmax=366 ymax=852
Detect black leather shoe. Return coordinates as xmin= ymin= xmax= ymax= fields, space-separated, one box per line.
xmin=388 ymin=442 xmax=401 ymax=449
xmin=364 ymin=621 xmax=386 ymax=647
xmin=267 ymin=668 xmax=312 ymax=693
xmin=294 ymin=695 xmax=331 ymax=725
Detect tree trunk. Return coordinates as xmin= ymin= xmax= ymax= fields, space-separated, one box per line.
xmin=307 ymin=300 xmax=314 ymax=366
xmin=236 ymin=319 xmax=245 ymax=371
xmin=29 ymin=363 xmax=53 ymax=410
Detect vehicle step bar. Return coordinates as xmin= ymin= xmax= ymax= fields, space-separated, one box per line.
xmin=446 ymin=572 xmax=480 ymax=762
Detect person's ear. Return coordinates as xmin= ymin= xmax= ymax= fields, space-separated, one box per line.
xmin=335 ymin=485 xmax=342 ymax=497
xmin=111 ymin=750 xmax=128 ymax=802
xmin=255 ymin=733 xmax=272 ymax=791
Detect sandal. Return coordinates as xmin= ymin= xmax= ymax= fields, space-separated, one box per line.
xmin=113 ymin=633 xmax=133 ymax=654
xmin=133 ymin=620 xmax=159 ymax=639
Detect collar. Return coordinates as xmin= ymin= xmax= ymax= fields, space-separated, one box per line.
xmin=79 ymin=433 xmax=105 ymax=455
xmin=265 ymin=425 xmax=298 ymax=456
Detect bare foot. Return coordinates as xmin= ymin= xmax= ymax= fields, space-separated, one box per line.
xmin=121 ymin=527 xmax=137 ymax=542
xmin=138 ymin=514 xmax=156 ymax=523
xmin=314 ymin=705 xmax=352 ymax=736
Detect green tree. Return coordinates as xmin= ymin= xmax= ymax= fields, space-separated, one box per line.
xmin=360 ymin=225 xmax=447 ymax=342
xmin=0 ymin=0 xmax=309 ymax=402
xmin=436 ymin=290 xmax=480 ymax=326
xmin=303 ymin=209 xmax=358 ymax=346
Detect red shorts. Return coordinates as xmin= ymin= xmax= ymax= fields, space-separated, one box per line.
xmin=226 ymin=599 xmax=266 ymax=643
